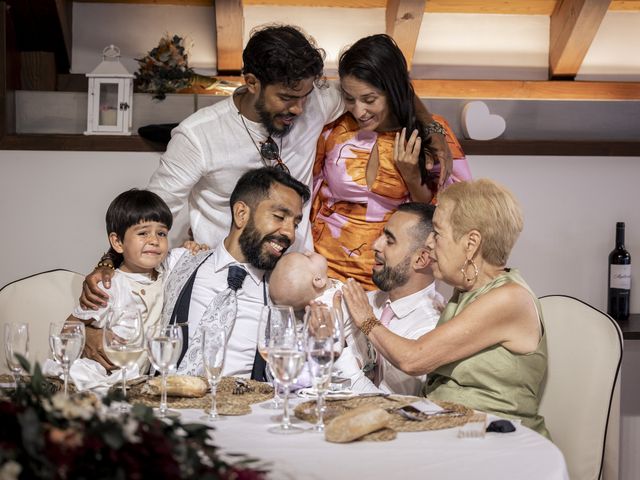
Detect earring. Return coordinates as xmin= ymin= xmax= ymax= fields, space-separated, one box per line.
xmin=460 ymin=259 xmax=479 ymax=283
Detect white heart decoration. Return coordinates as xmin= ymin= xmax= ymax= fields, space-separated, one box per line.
xmin=461 ymin=101 xmax=506 ymax=141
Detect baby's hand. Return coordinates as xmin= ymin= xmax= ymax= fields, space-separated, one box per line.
xmin=183 ymin=240 xmax=210 ymax=255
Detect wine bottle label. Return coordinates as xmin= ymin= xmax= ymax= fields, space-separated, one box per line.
xmin=610 ymin=265 xmax=631 ymax=290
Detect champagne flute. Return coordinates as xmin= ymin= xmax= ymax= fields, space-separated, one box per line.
xmin=4 ymin=323 xmax=29 ymax=388
xmin=267 ymin=322 xmax=305 ymax=434
xmin=147 ymin=324 xmax=183 ymax=419
xmin=305 ymin=307 xmax=335 ymax=432
xmin=103 ymin=307 xmax=144 ymax=410
xmin=201 ymin=326 xmax=227 ymax=422
xmin=257 ymin=305 xmax=296 ymax=410
xmin=49 ymin=321 xmax=85 ymax=397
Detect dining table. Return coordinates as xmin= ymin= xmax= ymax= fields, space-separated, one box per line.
xmin=178 ymin=397 xmax=570 ymax=480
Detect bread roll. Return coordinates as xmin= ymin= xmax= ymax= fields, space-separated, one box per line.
xmin=325 ymin=405 xmax=391 ymax=443
xmin=146 ymin=375 xmax=209 ymax=398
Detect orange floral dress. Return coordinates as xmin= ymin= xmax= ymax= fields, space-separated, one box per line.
xmin=311 ymin=112 xmax=468 ymax=290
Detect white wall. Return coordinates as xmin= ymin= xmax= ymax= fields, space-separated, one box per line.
xmin=1 ymin=151 xmax=638 ymax=310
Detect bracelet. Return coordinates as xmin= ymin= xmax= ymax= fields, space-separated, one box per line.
xmin=359 ymin=315 xmax=382 ymax=336
xmin=96 ymin=261 xmax=114 ymax=270
xmin=423 ymin=120 xmax=447 ymax=137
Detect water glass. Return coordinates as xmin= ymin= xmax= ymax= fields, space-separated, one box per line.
xmin=147 ymin=324 xmax=183 ymax=418
xmin=201 ymin=326 xmax=227 ymax=422
xmin=103 ymin=307 xmax=144 ymax=410
xmin=305 ymin=312 xmax=335 ymax=432
xmin=4 ymin=323 xmax=29 ymax=387
xmin=267 ymin=320 xmax=305 ymax=435
xmin=49 ymin=321 xmax=85 ymax=397
xmin=257 ymin=305 xmax=296 ymax=410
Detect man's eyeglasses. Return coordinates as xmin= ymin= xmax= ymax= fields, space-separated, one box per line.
xmin=260 ymin=137 xmax=290 ymax=174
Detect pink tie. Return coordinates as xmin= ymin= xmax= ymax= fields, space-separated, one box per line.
xmin=379 ymin=303 xmax=395 ymax=327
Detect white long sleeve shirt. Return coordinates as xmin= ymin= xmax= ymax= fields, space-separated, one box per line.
xmin=148 ymin=82 xmax=344 ymax=252
xmin=335 ymin=282 xmax=444 ymax=396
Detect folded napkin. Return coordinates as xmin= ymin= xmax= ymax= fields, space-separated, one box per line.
xmin=43 ymin=358 xmax=140 ymax=396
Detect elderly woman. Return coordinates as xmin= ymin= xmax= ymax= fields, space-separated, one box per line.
xmin=341 ymin=178 xmax=549 ymax=438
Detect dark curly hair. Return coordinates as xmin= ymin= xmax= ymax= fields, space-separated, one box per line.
xmin=242 ymin=25 xmax=325 ymax=88
xmin=339 ymin=34 xmax=433 ymax=186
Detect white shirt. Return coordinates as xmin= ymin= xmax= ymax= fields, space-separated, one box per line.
xmin=148 ymin=82 xmax=344 ymax=252
xmin=188 ymin=243 xmax=267 ymax=377
xmin=335 ymin=282 xmax=444 ymax=396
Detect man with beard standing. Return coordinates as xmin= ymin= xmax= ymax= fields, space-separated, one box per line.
xmin=335 ymin=202 xmax=444 ymax=395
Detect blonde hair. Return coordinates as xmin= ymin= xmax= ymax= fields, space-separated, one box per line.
xmin=438 ymin=178 xmax=523 ymax=266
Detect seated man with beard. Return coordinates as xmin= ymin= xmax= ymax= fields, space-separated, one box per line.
xmin=334 ymin=203 xmax=444 ymax=395
xmin=82 ymin=167 xmax=310 ymax=380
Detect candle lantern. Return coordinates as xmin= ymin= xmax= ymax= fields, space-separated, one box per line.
xmin=84 ymin=45 xmax=134 ymax=135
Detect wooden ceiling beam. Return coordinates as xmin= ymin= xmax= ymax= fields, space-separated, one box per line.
xmin=73 ymin=0 xmax=640 ymax=12
xmin=385 ymin=0 xmax=425 ymax=69
xmin=410 ymin=78 xmax=640 ymax=100
xmin=549 ymin=0 xmax=612 ymax=79
xmin=215 ymin=0 xmax=244 ymax=74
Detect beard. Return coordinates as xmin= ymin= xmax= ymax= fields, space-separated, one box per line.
xmin=255 ymin=91 xmax=294 ymax=137
xmin=239 ymin=216 xmax=291 ymax=270
xmin=372 ymin=255 xmax=412 ymax=292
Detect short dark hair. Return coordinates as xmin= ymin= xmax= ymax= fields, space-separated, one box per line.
xmin=106 ymin=189 xmax=173 ymax=241
xmin=242 ymin=25 xmax=325 ymax=88
xmin=339 ymin=34 xmax=432 ymax=186
xmin=397 ymin=202 xmax=435 ymax=249
xmin=230 ymin=167 xmax=311 ymax=219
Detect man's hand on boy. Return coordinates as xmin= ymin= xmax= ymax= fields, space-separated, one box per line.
xmin=80 ymin=267 xmax=113 ymax=310
xmin=84 ymin=326 xmax=116 ymax=372
xmin=182 ymin=240 xmax=210 ymax=254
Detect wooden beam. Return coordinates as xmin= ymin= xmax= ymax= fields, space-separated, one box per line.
xmin=215 ymin=0 xmax=244 ymax=74
xmin=410 ymin=79 xmax=640 ymax=100
xmin=71 ymin=0 xmax=640 ymax=12
xmin=54 ymin=0 xmax=73 ymax=69
xmin=549 ymin=0 xmax=611 ymax=79
xmin=386 ymin=0 xmax=426 ymax=69
xmin=1 ymin=2 xmax=7 ymax=138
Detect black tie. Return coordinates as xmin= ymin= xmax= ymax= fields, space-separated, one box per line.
xmin=227 ymin=265 xmax=247 ymax=291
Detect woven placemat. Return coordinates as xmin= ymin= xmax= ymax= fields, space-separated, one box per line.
xmin=127 ymin=377 xmax=274 ymax=415
xmin=294 ymin=395 xmax=472 ymax=441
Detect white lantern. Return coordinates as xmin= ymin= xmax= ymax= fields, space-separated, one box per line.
xmin=84 ymin=45 xmax=134 ymax=135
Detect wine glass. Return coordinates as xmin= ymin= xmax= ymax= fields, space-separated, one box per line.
xmin=201 ymin=326 xmax=227 ymax=422
xmin=4 ymin=323 xmax=29 ymax=388
xmin=146 ymin=324 xmax=183 ymax=419
xmin=257 ymin=305 xmax=296 ymax=410
xmin=304 ymin=304 xmax=343 ymax=391
xmin=103 ymin=307 xmax=144 ymax=410
xmin=49 ymin=321 xmax=85 ymax=397
xmin=267 ymin=320 xmax=305 ymax=434
xmin=305 ymin=308 xmax=335 ymax=433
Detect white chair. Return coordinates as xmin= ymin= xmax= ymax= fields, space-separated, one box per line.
xmin=0 ymin=269 xmax=84 ymax=373
xmin=538 ymin=295 xmax=623 ymax=480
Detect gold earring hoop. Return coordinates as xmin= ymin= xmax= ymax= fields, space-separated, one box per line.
xmin=460 ymin=259 xmax=479 ymax=283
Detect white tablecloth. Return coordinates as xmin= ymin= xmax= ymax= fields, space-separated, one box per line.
xmin=179 ymin=400 xmax=569 ymax=480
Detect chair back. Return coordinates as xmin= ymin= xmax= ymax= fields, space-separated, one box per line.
xmin=0 ymin=270 xmax=84 ymax=373
xmin=538 ymin=295 xmax=623 ymax=480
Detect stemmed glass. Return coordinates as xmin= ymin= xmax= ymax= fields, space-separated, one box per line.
xmin=49 ymin=321 xmax=85 ymax=397
xmin=146 ymin=324 xmax=183 ymax=419
xmin=103 ymin=307 xmax=144 ymax=411
xmin=200 ymin=326 xmax=227 ymax=422
xmin=4 ymin=323 xmax=29 ymax=388
xmin=257 ymin=305 xmax=296 ymax=410
xmin=267 ymin=317 xmax=305 ymax=434
xmin=304 ymin=305 xmax=343 ymax=391
xmin=305 ymin=305 xmax=336 ymax=433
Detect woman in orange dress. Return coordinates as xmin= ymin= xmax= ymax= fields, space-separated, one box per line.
xmin=311 ymin=34 xmax=470 ymax=290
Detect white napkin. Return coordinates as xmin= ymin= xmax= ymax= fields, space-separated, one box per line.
xmin=42 ymin=358 xmax=140 ymax=395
